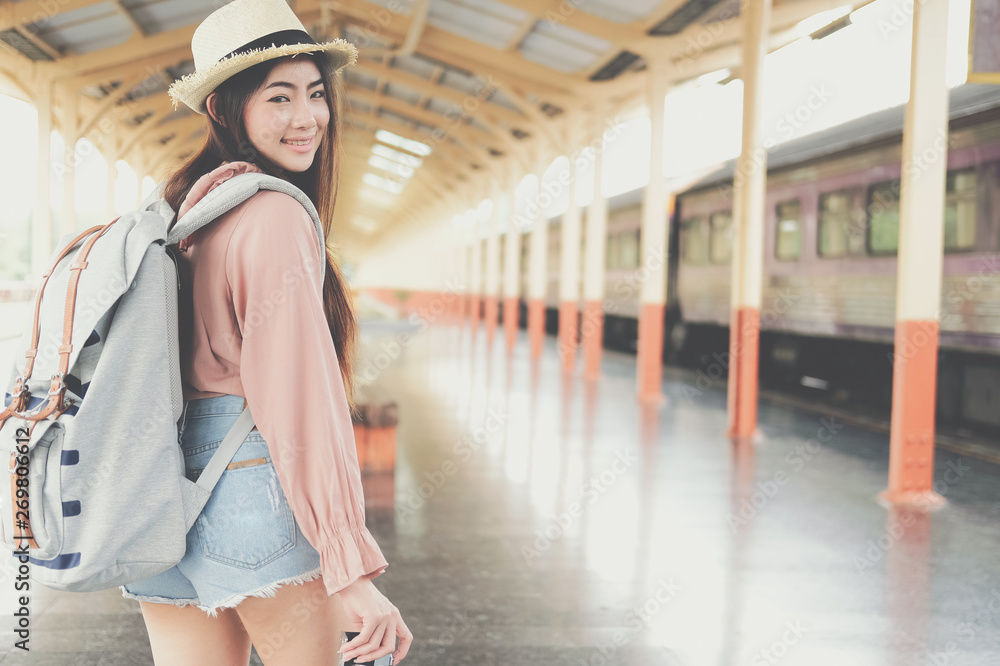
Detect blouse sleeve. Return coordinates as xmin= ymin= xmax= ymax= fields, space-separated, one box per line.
xmin=225 ymin=191 xmax=388 ymax=596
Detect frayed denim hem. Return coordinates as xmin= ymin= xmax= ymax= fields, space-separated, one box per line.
xmin=199 ymin=566 xmax=324 ymax=619
xmin=119 ymin=585 xmax=201 ymax=608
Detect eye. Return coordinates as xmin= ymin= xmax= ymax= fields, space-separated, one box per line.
xmin=268 ymin=90 xmax=326 ymax=103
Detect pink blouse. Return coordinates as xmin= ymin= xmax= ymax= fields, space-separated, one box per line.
xmin=174 ymin=161 xmax=388 ymax=596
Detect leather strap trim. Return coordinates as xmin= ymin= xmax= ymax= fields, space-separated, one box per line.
xmin=227 ymin=457 xmax=267 ymax=470
xmin=8 ymin=420 xmax=39 ymax=550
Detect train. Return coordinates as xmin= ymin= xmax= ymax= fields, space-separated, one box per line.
xmin=505 ymin=82 xmax=1000 ymax=437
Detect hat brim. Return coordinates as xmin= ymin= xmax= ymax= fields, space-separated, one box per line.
xmin=167 ymin=39 xmax=357 ymax=115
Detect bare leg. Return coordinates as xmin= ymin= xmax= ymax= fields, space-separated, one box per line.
xmin=235 ymin=577 xmax=348 ymax=666
xmin=139 ymin=601 xmax=253 ymax=666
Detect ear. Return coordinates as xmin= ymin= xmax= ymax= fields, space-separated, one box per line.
xmin=206 ymin=93 xmax=225 ymax=127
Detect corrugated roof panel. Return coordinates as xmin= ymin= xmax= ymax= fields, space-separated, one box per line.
xmin=343 ymin=68 xmax=379 ymax=91
xmin=0 ymin=29 xmax=55 ymax=62
xmin=427 ymin=0 xmax=524 ymax=51
xmin=361 ymin=0 xmax=415 ymax=14
xmin=570 ymin=0 xmax=664 ymax=23
xmin=391 ymin=53 xmax=438 ymax=80
xmin=379 ymin=109 xmax=418 ymax=127
xmin=384 ymin=82 xmax=423 ymax=105
xmin=455 ymin=0 xmax=530 ymax=24
xmin=348 ymin=97 xmax=373 ymax=114
xmin=438 ymin=69 xmax=482 ymax=96
xmin=425 ymin=97 xmax=462 ymax=119
xmin=519 ymin=20 xmax=611 ymax=73
xmin=121 ymin=0 xmax=215 ymax=36
xmin=343 ymin=24 xmax=391 ymax=49
xmin=486 ymin=88 xmax=521 ymax=112
xmin=31 ymin=2 xmax=134 ymax=56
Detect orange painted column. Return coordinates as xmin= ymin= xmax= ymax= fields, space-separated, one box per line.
xmin=484 ymin=296 xmax=498 ymax=344
xmin=468 ymin=231 xmax=481 ymax=332
xmin=881 ymin=0 xmax=950 ymax=506
xmin=526 ymin=172 xmax=547 ymax=360
xmin=581 ymin=300 xmax=603 ymax=379
xmin=558 ymin=301 xmax=578 ymax=370
xmin=484 ymin=192 xmax=505 ymax=346
xmin=558 ymin=148 xmax=583 ymax=373
xmin=636 ymin=303 xmax=664 ymax=398
xmin=636 ymin=62 xmax=669 ymax=402
xmin=728 ymin=307 xmax=760 ymax=440
xmin=528 ymin=298 xmax=545 ymax=359
xmin=504 ymin=296 xmax=519 ymax=350
xmin=726 ymin=0 xmax=770 ymax=440
xmin=500 ymin=190 xmax=521 ymax=353
xmin=582 ymin=117 xmax=608 ymax=380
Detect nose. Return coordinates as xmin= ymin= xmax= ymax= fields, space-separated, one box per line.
xmin=289 ymin=94 xmax=318 ymax=131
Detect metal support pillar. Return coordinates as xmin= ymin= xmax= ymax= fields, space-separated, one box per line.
xmin=726 ymin=0 xmax=770 ymax=440
xmin=499 ymin=191 xmax=520 ymax=352
xmin=882 ymin=0 xmax=950 ymax=507
xmin=636 ymin=62 xmax=669 ymax=401
xmin=582 ymin=118 xmax=608 ymax=380
xmin=469 ymin=223 xmax=482 ymax=331
xmin=527 ymin=173 xmax=547 ymax=360
xmin=558 ymin=148 xmax=582 ymax=373
xmin=484 ymin=194 xmax=502 ymax=345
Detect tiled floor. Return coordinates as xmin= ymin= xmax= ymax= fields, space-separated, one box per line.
xmin=2 ymin=319 xmax=1000 ymax=664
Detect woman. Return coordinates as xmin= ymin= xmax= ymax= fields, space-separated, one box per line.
xmin=118 ymin=1 xmax=412 ymax=664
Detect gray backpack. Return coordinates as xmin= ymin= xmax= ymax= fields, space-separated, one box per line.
xmin=0 ymin=172 xmax=327 ymax=592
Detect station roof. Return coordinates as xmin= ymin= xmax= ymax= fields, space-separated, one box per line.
xmin=0 ymin=0 xmax=879 ymax=255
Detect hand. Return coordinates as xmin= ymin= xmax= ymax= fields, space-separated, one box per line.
xmin=338 ymin=576 xmax=413 ymax=663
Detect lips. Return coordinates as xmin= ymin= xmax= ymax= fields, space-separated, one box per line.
xmin=281 ymin=136 xmax=315 ymax=153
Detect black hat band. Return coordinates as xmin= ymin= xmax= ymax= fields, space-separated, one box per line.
xmin=223 ymin=29 xmax=319 ymax=60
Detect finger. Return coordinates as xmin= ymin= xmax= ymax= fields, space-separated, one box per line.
xmin=393 ymin=617 xmax=414 ymax=662
xmin=350 ymin=623 xmax=393 ymax=664
xmin=342 ymin=620 xmax=377 ymax=650
xmin=342 ymin=622 xmax=388 ymax=662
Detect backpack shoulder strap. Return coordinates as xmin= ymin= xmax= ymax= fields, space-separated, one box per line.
xmin=164 ymin=172 xmax=326 ymax=284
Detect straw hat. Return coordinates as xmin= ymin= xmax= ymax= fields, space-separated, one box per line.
xmin=167 ymin=0 xmax=357 ymax=115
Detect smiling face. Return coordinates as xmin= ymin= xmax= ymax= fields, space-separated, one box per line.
xmin=226 ymin=57 xmax=330 ymax=173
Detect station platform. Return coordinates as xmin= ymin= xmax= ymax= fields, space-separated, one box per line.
xmin=2 ymin=320 xmax=1000 ymax=665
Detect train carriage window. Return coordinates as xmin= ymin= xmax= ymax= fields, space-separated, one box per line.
xmin=606 ymin=233 xmax=620 ymax=269
xmin=944 ymin=168 xmax=977 ymax=251
xmin=681 ymin=217 xmax=709 ymax=265
xmin=620 ymin=230 xmax=639 ymax=269
xmin=710 ymin=212 xmax=733 ymax=264
xmin=867 ymin=179 xmax=901 ymax=255
xmin=818 ymin=188 xmax=866 ymax=257
xmin=775 ymin=200 xmax=802 ymax=261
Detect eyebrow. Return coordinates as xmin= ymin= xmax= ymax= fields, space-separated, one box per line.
xmin=264 ymin=79 xmax=324 ymax=91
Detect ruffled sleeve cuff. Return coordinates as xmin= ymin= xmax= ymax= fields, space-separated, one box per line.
xmin=318 ymin=524 xmax=390 ymax=596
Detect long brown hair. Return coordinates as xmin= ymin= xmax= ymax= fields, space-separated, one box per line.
xmin=163 ymin=53 xmax=358 ymax=413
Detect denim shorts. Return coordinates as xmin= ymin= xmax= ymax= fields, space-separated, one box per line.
xmin=120 ymin=394 xmax=323 ymax=617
